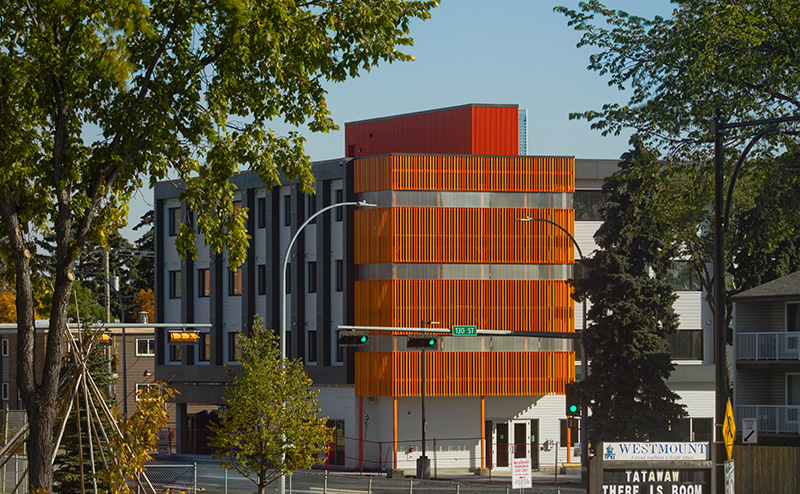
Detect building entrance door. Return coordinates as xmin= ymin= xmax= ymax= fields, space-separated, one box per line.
xmin=510 ymin=420 xmax=531 ymax=464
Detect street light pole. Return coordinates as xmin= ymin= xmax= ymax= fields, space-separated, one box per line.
xmin=73 ymin=270 xmax=128 ymax=419
xmin=711 ymin=112 xmax=800 ymax=494
xmin=418 ymin=320 xmax=439 ymax=480
xmin=278 ymin=199 xmax=376 ymax=494
xmin=517 ymin=217 xmax=588 ymax=482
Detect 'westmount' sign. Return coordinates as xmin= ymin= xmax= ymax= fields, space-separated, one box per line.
xmin=603 ymin=442 xmax=709 ymax=462
xmin=590 ymin=442 xmax=712 ymax=494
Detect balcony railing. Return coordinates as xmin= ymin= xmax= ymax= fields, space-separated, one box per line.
xmin=736 ymin=332 xmax=800 ymax=361
xmin=737 ymin=405 xmax=800 ymax=435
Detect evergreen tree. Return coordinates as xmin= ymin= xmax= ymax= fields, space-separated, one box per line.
xmin=572 ymin=139 xmax=687 ymax=445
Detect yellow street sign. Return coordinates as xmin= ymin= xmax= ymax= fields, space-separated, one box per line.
xmin=723 ymin=398 xmax=736 ymax=461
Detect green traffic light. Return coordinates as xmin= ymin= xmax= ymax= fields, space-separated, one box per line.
xmin=568 ymin=404 xmax=578 ymax=413
xmin=428 ymin=338 xmax=436 ymax=346
xmin=360 ymin=335 xmax=368 ymax=343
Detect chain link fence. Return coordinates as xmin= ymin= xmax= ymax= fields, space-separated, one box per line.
xmin=135 ymin=463 xmax=198 ymax=494
xmin=187 ymin=464 xmax=585 ymax=494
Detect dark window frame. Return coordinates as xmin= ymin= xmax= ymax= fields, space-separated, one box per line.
xmin=168 ymin=270 xmax=182 ymax=299
xmin=168 ymin=207 xmax=181 ymax=236
xmin=335 ymin=260 xmax=344 ymax=292
xmin=335 ymin=189 xmax=344 ymax=222
xmin=308 ymin=261 xmax=317 ymax=293
xmin=198 ymin=268 xmax=210 ymax=298
xmin=257 ymin=264 xmax=267 ymax=295
xmin=284 ymin=195 xmax=291 ymax=226
xmin=228 ymin=267 xmax=242 ymax=296
xmin=257 ymin=197 xmax=266 ymax=228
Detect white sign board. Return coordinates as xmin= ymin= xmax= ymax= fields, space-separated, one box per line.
xmin=512 ymin=458 xmax=532 ymax=489
xmin=724 ymin=460 xmax=735 ymax=494
xmin=603 ymin=442 xmax=709 ymax=461
xmin=741 ymin=418 xmax=758 ymax=444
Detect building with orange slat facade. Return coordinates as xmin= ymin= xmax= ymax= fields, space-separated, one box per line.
xmin=154 ymin=104 xmax=716 ymax=475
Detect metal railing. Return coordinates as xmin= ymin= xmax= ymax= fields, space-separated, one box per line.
xmin=736 ymin=332 xmax=800 ymax=361
xmin=737 ymin=405 xmax=800 ymax=434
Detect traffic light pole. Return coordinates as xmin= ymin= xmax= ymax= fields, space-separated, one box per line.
xmin=418 ymin=320 xmax=439 ymax=479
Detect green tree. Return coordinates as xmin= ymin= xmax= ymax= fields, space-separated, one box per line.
xmin=0 ymin=0 xmax=437 ymax=489
xmin=572 ymin=140 xmax=687 ymax=444
xmin=556 ymin=0 xmax=800 ymax=337
xmin=210 ymin=319 xmax=331 ymax=494
xmin=555 ymin=0 xmax=800 ymax=153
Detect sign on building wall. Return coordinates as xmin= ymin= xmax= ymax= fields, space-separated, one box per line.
xmin=591 ymin=442 xmax=712 ymax=494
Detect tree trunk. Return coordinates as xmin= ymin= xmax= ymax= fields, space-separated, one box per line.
xmin=27 ymin=396 xmax=56 ymax=489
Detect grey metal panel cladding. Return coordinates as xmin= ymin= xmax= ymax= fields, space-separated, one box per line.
xmin=359 ymin=263 xmax=570 ymax=281
xmin=359 ymin=190 xmax=570 ymax=209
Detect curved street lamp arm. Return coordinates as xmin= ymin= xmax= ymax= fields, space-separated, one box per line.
xmin=723 ymin=126 xmax=779 ymax=233
xmin=280 ymin=200 xmax=376 ymax=359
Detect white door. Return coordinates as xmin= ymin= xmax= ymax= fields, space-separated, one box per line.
xmin=509 ymin=420 xmax=531 ymax=464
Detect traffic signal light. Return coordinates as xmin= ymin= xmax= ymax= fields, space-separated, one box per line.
xmin=169 ymin=331 xmax=199 ymax=343
xmin=338 ymin=331 xmax=370 ymax=346
xmin=565 ymin=381 xmax=580 ymax=417
xmin=407 ymin=335 xmax=438 ymax=349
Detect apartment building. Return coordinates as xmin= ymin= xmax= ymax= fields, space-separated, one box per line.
xmin=733 ymin=270 xmax=800 ymax=444
xmin=154 ymin=104 xmax=716 ymax=472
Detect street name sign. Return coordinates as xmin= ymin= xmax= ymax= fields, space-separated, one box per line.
xmin=451 ymin=325 xmax=477 ymax=336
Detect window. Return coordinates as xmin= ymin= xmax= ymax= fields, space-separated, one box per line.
xmin=669 ymin=418 xmax=713 ymax=441
xmin=574 ymin=190 xmax=604 ymax=221
xmin=257 ymin=264 xmax=267 ymax=295
xmin=228 ymin=332 xmax=242 ymax=361
xmin=198 ymin=333 xmax=210 ymax=362
xmin=135 ymin=337 xmax=155 ymax=356
xmin=666 ymin=330 xmax=703 ymax=360
xmin=169 ymin=271 xmax=182 ymax=299
xmin=327 ymin=420 xmax=346 ymax=465
xmin=335 ymin=190 xmax=344 ymax=222
xmin=308 ymin=262 xmax=317 ymax=293
xmin=283 ymin=195 xmax=291 ymax=226
xmin=257 ymin=197 xmax=266 ymax=228
xmin=135 ymin=383 xmax=158 ymax=401
xmin=308 ymin=195 xmax=317 ymax=223
xmin=1 ymin=383 xmax=7 ymax=401
xmin=307 ymin=331 xmax=317 ymax=363
xmin=229 ymin=267 xmax=242 ymax=296
xmin=168 ymin=207 xmax=181 ymax=236
xmin=335 ymin=260 xmax=344 ymax=292
xmin=559 ymin=418 xmax=581 ymax=446
xmin=198 ymin=268 xmax=210 ymax=297
xmin=663 ymin=261 xmax=702 ymax=291
xmin=789 ymin=303 xmax=800 ymax=332
xmin=1 ymin=339 xmax=7 ymax=357
xmin=285 ymin=263 xmax=291 ymax=294
xmin=336 ymin=330 xmax=344 ymax=362
xmin=169 ymin=344 xmax=182 ymax=362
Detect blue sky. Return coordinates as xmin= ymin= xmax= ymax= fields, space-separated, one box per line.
xmin=123 ymin=0 xmax=675 ymax=239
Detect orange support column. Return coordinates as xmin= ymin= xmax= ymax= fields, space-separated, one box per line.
xmin=480 ymin=396 xmax=486 ymax=470
xmin=393 ymin=397 xmax=398 ymax=470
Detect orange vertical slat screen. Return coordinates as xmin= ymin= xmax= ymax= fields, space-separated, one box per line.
xmin=354 ymin=279 xmax=573 ymax=334
xmin=354 ymin=208 xmax=574 ymax=265
xmin=354 ymin=155 xmax=574 ymax=193
xmin=355 ymin=351 xmax=575 ymax=397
